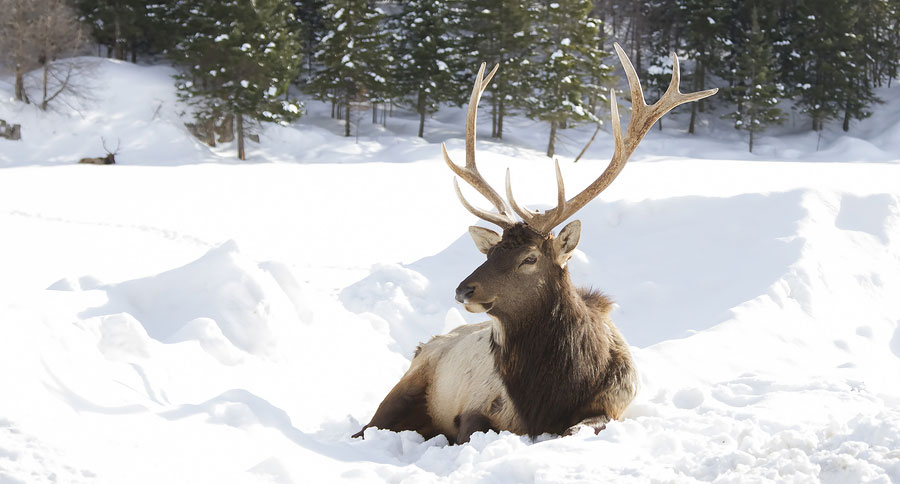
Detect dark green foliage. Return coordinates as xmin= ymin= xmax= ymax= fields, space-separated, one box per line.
xmin=455 ymin=0 xmax=537 ymax=139
xmin=76 ymin=0 xmax=171 ymax=60
xmin=113 ymin=0 xmax=900 ymax=151
xmin=169 ymin=0 xmax=303 ymax=159
xmin=303 ymin=0 xmax=389 ymax=137
xmin=723 ymin=6 xmax=785 ymax=152
xmin=524 ymin=0 xmax=613 ymax=158
xmin=388 ymin=0 xmax=462 ymax=138
xmin=293 ymin=0 xmax=329 ymax=84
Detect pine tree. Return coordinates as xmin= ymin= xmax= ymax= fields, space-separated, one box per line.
xmin=293 ymin=0 xmax=328 ymax=84
xmin=642 ymin=0 xmax=681 ymax=117
xmin=836 ymin=0 xmax=889 ymax=131
xmin=170 ymin=0 xmax=303 ymax=160
xmin=785 ymin=0 xmax=856 ymax=131
xmin=680 ymin=0 xmax=727 ymax=133
xmin=304 ymin=0 xmax=389 ymax=137
xmin=725 ymin=6 xmax=784 ymax=152
xmin=525 ymin=0 xmax=612 ymax=158
xmin=456 ymin=0 xmax=536 ymax=139
xmin=389 ymin=0 xmax=461 ymax=138
xmin=76 ymin=0 xmax=163 ymax=61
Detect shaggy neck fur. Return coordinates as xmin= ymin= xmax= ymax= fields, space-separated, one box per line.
xmin=489 ymin=264 xmax=613 ymax=437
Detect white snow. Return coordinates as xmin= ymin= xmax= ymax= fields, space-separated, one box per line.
xmin=1 ymin=59 xmax=900 ymax=483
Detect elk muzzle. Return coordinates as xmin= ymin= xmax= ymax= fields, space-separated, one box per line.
xmin=455 ymin=284 xmax=476 ymax=303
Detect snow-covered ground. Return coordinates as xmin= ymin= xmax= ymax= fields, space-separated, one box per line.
xmin=1 ymin=58 xmax=899 ymax=483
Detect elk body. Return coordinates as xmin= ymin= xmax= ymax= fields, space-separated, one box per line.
xmin=78 ymin=137 xmax=119 ymax=165
xmin=354 ymin=43 xmax=716 ymax=444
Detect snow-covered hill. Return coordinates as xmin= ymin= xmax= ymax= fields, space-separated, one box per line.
xmin=1 ymin=59 xmax=899 ymax=483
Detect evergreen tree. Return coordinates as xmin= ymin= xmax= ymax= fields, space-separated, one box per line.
xmin=389 ymin=0 xmax=461 ymax=138
xmin=304 ymin=0 xmax=389 ymax=137
xmin=456 ymin=0 xmax=536 ymax=139
xmin=725 ymin=6 xmax=784 ymax=152
xmin=293 ymin=0 xmax=328 ymax=84
xmin=170 ymin=0 xmax=303 ymax=160
xmin=525 ymin=0 xmax=612 ymax=158
xmin=785 ymin=0 xmax=858 ymax=131
xmin=76 ymin=0 xmax=165 ymax=61
xmin=641 ymin=0 xmax=682 ymax=115
xmin=679 ymin=0 xmax=727 ymax=133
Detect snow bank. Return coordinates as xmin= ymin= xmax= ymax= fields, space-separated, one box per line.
xmin=73 ymin=240 xmax=308 ymax=357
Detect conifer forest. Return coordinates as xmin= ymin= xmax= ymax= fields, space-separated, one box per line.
xmin=3 ymin=0 xmax=900 ymax=155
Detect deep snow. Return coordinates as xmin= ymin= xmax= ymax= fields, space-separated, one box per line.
xmin=1 ymin=58 xmax=900 ymax=483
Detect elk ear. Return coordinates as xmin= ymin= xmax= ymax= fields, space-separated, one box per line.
xmin=469 ymin=226 xmax=501 ymax=254
xmin=553 ymin=220 xmax=581 ymax=266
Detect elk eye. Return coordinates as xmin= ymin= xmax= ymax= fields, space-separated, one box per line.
xmin=522 ymin=255 xmax=537 ymax=265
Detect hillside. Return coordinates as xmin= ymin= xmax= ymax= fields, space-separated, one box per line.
xmin=1 ymin=59 xmax=899 ymax=483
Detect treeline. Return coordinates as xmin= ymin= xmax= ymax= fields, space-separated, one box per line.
xmin=4 ymin=1 xmax=900 ymax=156
xmin=77 ymin=0 xmax=611 ymax=158
xmin=605 ymin=0 xmax=900 ymax=150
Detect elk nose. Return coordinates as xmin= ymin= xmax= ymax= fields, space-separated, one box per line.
xmin=455 ymin=284 xmax=476 ymax=303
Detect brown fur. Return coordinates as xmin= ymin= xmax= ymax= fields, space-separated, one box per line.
xmin=78 ymin=154 xmax=116 ymax=165
xmin=355 ymin=222 xmax=637 ymax=442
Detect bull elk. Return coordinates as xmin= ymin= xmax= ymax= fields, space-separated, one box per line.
xmin=78 ymin=137 xmax=119 ymax=165
xmin=354 ymin=43 xmax=717 ymax=443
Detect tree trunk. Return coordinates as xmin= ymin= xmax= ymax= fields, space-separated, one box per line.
xmin=236 ymin=113 xmax=245 ymax=160
xmin=547 ymin=121 xmax=558 ymax=158
xmin=331 ymin=99 xmax=336 ymax=118
xmin=344 ymin=102 xmax=351 ymax=137
xmin=217 ymin=113 xmax=234 ymax=143
xmin=697 ymin=63 xmax=706 ymax=113
xmin=206 ymin=117 xmax=217 ymax=147
xmin=41 ymin=63 xmax=49 ymax=111
xmin=497 ymin=98 xmax=504 ymax=139
xmin=114 ymin=15 xmax=125 ymax=60
xmin=14 ymin=65 xmax=26 ymax=103
xmin=491 ymin=94 xmax=497 ymax=138
xmin=842 ymin=96 xmax=851 ymax=132
xmin=688 ymin=102 xmax=697 ymax=134
xmin=749 ymin=128 xmax=754 ymax=153
xmin=372 ymin=102 xmax=377 ymax=123
xmin=417 ymin=90 xmax=426 ymax=138
xmin=688 ymin=60 xmax=703 ymax=134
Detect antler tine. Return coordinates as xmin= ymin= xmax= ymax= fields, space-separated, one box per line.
xmin=525 ymin=42 xmax=717 ymax=234
xmin=506 ymin=158 xmax=568 ymax=230
xmin=454 ymin=178 xmax=516 ymax=229
xmin=505 ymin=168 xmax=535 ymax=224
xmin=618 ymin=44 xmax=647 ymax=110
xmin=444 ymin=62 xmax=514 ymax=229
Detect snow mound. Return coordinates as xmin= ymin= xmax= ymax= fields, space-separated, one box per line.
xmin=77 ymin=240 xmax=309 ymax=357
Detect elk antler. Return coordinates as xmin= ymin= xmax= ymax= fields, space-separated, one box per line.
xmin=506 ymin=42 xmax=718 ymax=234
xmin=101 ymin=136 xmax=121 ymax=155
xmin=442 ymin=63 xmax=516 ymax=230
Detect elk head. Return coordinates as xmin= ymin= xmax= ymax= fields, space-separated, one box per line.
xmin=445 ymin=43 xmax=717 ymax=316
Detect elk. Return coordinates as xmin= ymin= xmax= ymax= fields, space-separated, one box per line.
xmin=353 ymin=43 xmax=716 ymax=444
xmin=78 ymin=137 xmax=119 ymax=165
